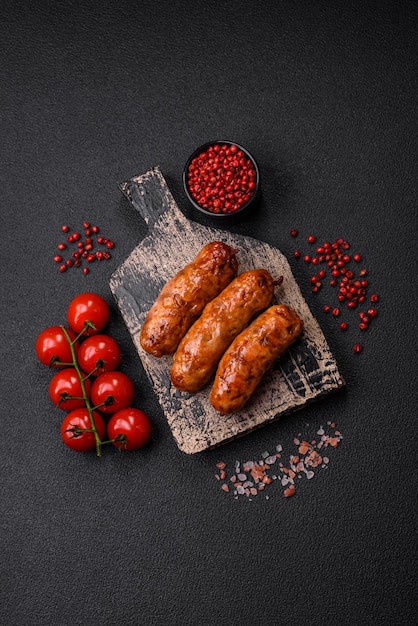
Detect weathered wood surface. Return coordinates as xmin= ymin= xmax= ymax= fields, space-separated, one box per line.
xmin=109 ymin=167 xmax=345 ymax=454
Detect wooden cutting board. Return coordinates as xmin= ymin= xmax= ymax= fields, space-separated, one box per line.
xmin=109 ymin=167 xmax=345 ymax=454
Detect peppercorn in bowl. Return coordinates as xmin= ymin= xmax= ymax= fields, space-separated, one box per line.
xmin=183 ymin=141 xmax=260 ymax=221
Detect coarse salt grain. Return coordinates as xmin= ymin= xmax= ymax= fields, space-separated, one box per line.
xmin=215 ymin=422 xmax=343 ymax=500
xmin=284 ymin=486 xmax=296 ymax=498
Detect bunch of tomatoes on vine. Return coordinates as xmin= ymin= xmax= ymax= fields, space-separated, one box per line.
xmin=35 ymin=293 xmax=152 ymax=456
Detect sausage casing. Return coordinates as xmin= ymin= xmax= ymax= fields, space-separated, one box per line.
xmin=139 ymin=241 xmax=238 ymax=357
xmin=170 ymin=269 xmax=278 ymax=393
xmin=210 ymin=304 xmax=304 ymax=414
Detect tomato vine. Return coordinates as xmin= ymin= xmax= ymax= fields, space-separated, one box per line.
xmin=36 ymin=293 xmax=152 ymax=456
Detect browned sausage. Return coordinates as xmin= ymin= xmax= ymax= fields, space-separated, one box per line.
xmin=210 ymin=304 xmax=304 ymax=414
xmin=170 ymin=269 xmax=279 ymax=393
xmin=140 ymin=241 xmax=238 ymax=357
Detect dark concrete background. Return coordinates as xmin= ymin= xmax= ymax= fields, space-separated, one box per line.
xmin=1 ymin=1 xmax=416 ymax=624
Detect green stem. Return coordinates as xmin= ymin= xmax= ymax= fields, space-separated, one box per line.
xmin=91 ymin=400 xmax=110 ymax=411
xmin=61 ymin=326 xmax=103 ymax=457
xmin=50 ymin=360 xmax=74 ymax=368
xmin=100 ymin=434 xmax=128 ymax=449
xmin=82 ymin=361 xmax=104 ymax=381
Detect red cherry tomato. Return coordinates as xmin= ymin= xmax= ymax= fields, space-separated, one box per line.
xmin=107 ymin=408 xmax=152 ymax=451
xmin=35 ymin=326 xmax=78 ymax=367
xmin=91 ymin=371 xmax=135 ymax=414
xmin=60 ymin=408 xmax=105 ymax=452
xmin=48 ymin=368 xmax=91 ymax=410
xmin=67 ymin=292 xmax=110 ymax=336
xmin=77 ymin=334 xmax=121 ymax=376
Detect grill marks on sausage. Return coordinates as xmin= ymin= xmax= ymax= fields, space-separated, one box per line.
xmin=170 ymin=269 xmax=277 ymax=393
xmin=140 ymin=241 xmax=303 ymax=415
xmin=210 ymin=305 xmax=304 ymax=414
xmin=139 ymin=242 xmax=238 ymax=357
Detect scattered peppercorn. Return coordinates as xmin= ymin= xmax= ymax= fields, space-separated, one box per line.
xmin=54 ymin=222 xmax=115 ymax=276
xmin=290 ymin=230 xmax=380 ymax=354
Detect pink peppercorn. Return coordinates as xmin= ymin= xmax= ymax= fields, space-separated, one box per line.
xmin=186 ymin=143 xmax=258 ymax=214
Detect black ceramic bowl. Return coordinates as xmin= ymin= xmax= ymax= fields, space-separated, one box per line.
xmin=183 ymin=140 xmax=260 ymax=221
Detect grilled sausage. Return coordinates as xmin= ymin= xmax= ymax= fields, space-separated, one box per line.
xmin=210 ymin=304 xmax=304 ymax=414
xmin=170 ymin=269 xmax=279 ymax=393
xmin=140 ymin=241 xmax=238 ymax=357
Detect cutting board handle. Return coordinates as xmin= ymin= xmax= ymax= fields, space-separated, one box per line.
xmin=118 ymin=166 xmax=177 ymax=230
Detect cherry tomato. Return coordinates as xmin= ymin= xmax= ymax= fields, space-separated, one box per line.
xmin=48 ymin=368 xmax=91 ymax=410
xmin=77 ymin=334 xmax=121 ymax=376
xmin=60 ymin=408 xmax=105 ymax=452
xmin=107 ymin=408 xmax=152 ymax=451
xmin=91 ymin=371 xmax=135 ymax=414
xmin=35 ymin=326 xmax=78 ymax=367
xmin=67 ymin=292 xmax=110 ymax=336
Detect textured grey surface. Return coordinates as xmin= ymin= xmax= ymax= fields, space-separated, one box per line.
xmin=1 ymin=1 xmax=417 ymax=625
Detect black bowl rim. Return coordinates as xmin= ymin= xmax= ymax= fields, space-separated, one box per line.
xmin=182 ymin=140 xmax=260 ymax=219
